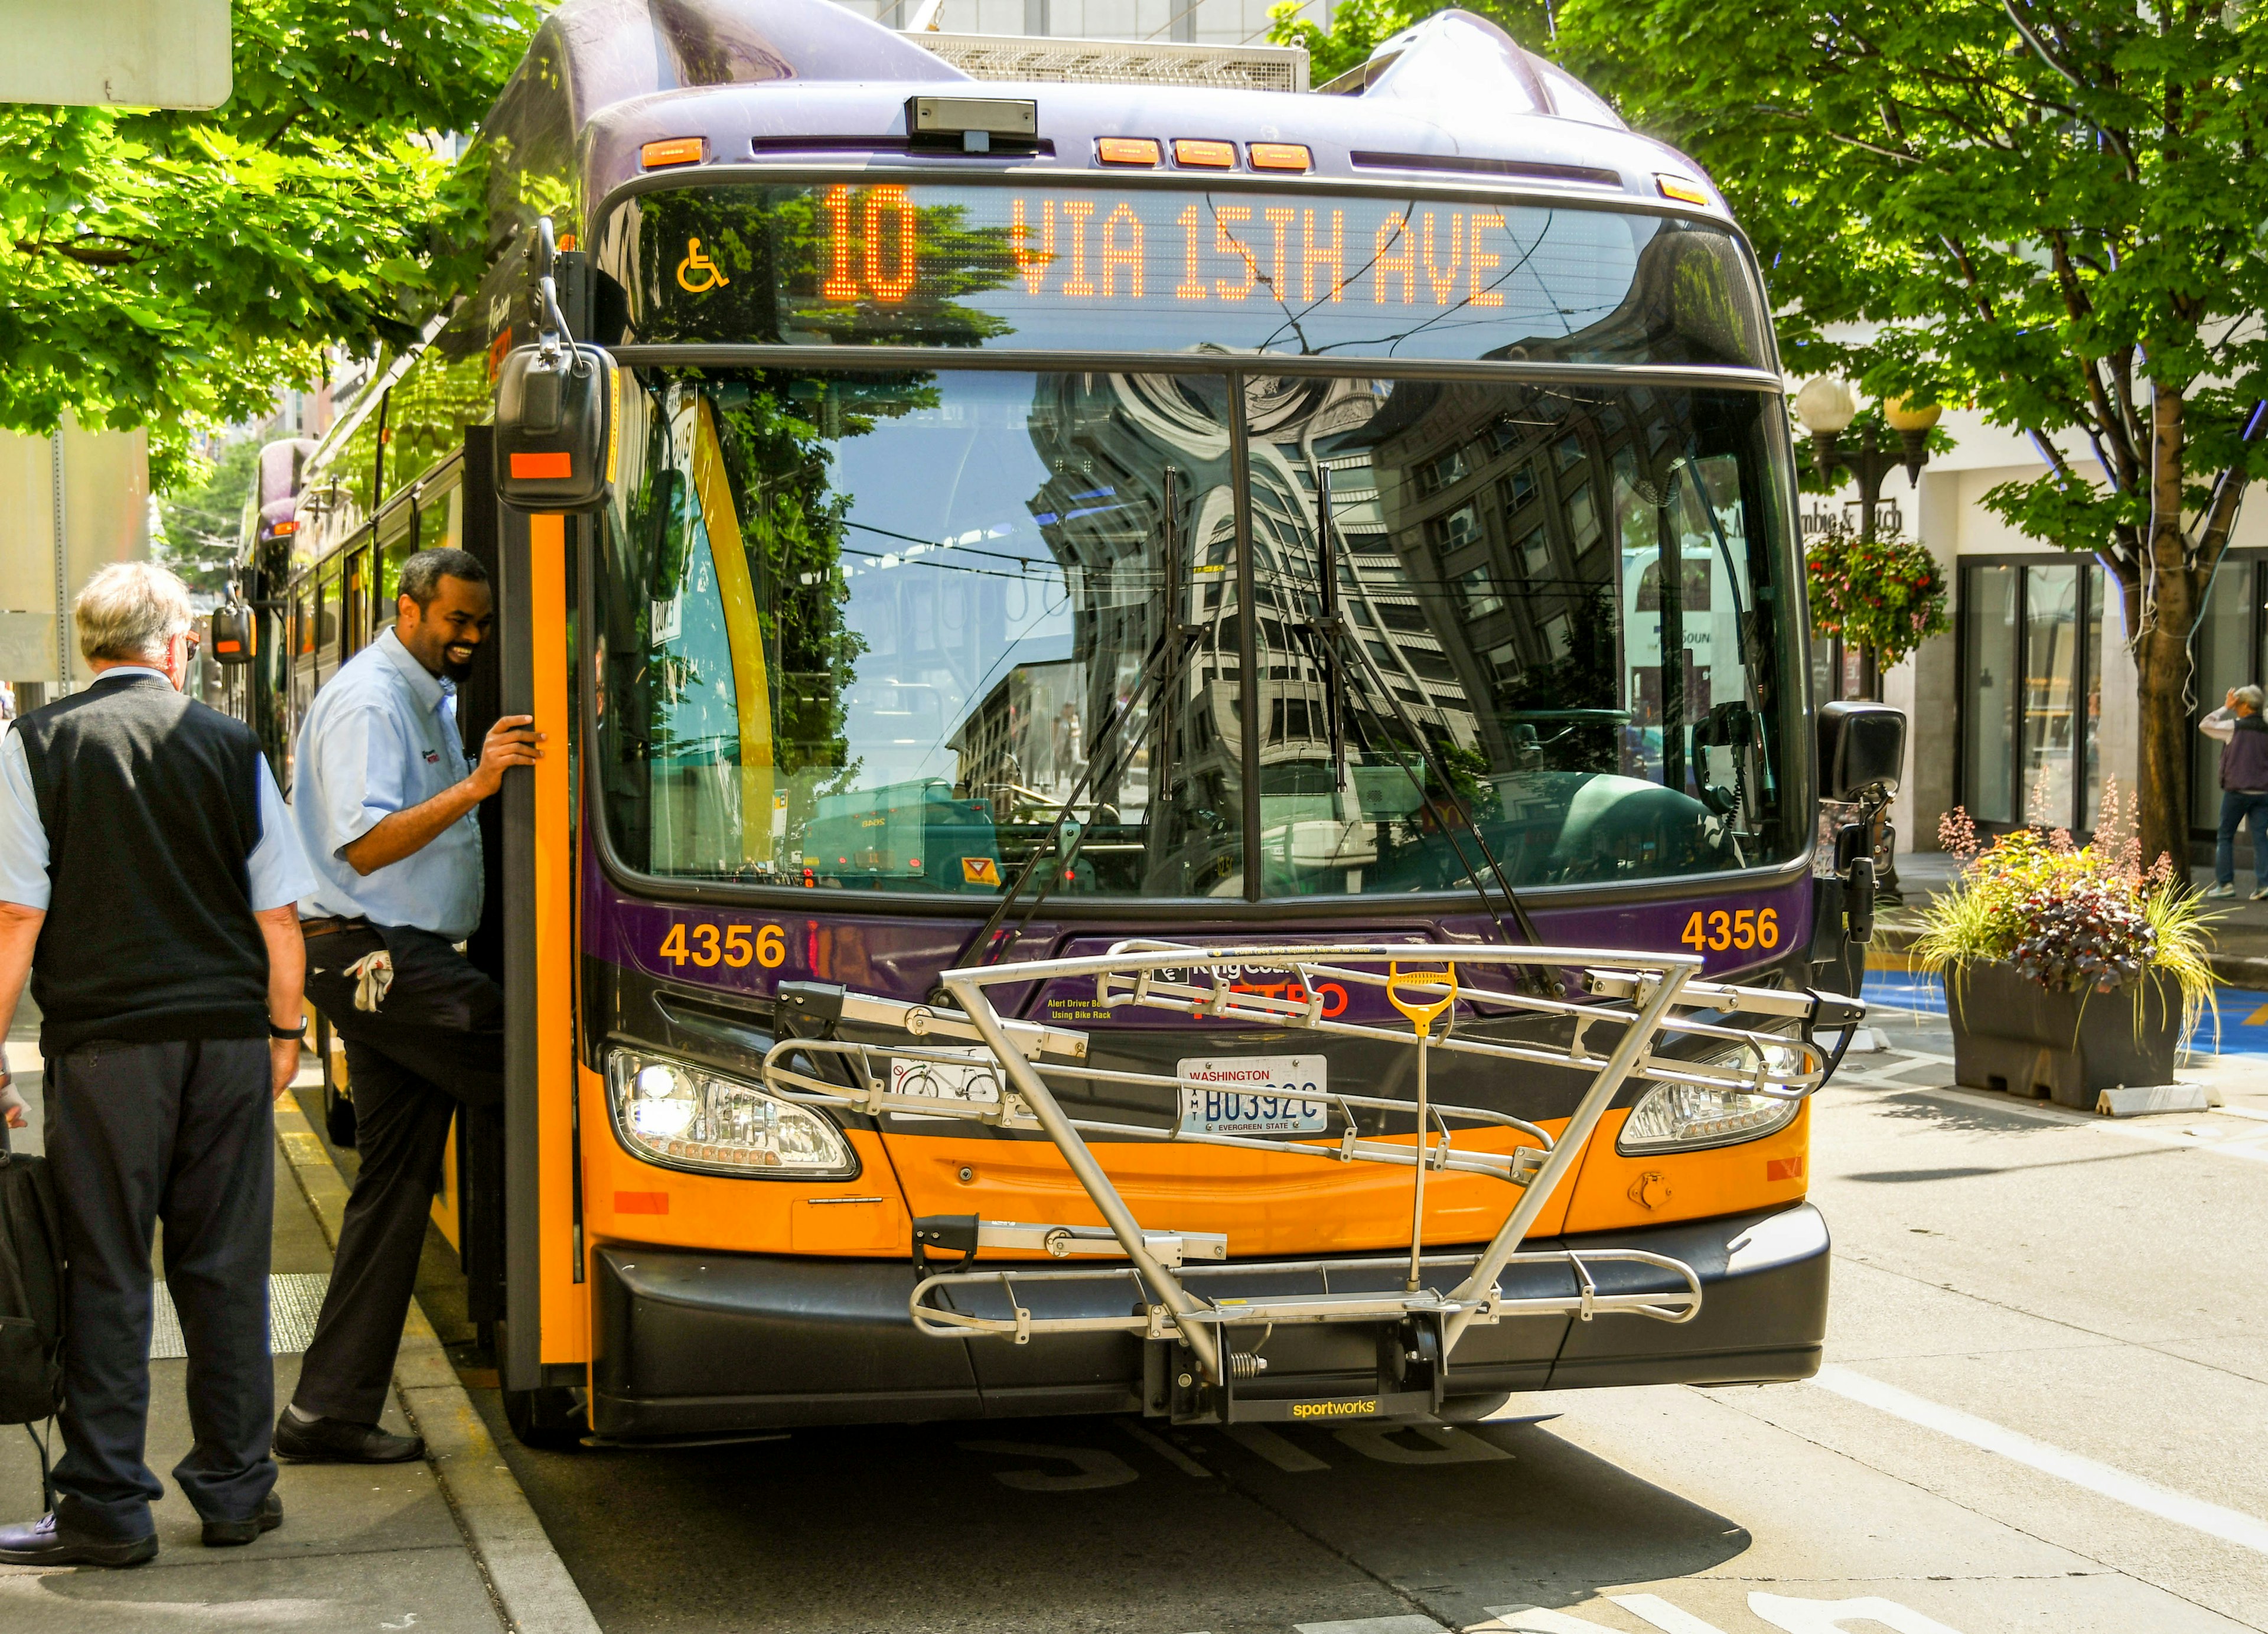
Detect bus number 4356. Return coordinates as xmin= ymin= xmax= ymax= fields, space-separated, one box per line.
xmin=659 ymin=921 xmax=788 ymax=969
xmin=1681 ymin=907 xmax=1778 ymax=953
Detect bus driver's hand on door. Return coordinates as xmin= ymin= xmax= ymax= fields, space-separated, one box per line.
xmin=338 ymin=715 xmax=543 ymax=877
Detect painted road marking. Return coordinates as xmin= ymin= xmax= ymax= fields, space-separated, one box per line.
xmin=959 ymin=1441 xmax=1138 ymax=1491
xmin=1333 ymin=1423 xmax=1513 ymax=1464
xmin=1227 ymin=1423 xmax=1332 ymax=1472
xmin=1294 ymin=1619 xmax=1443 ymax=1633
xmin=1613 ymin=1593 xmax=1735 ymax=1632
xmin=1486 ymin=1596 xmax=1965 ymax=1634
xmin=1813 ymin=1364 xmax=2268 ymax=1555
xmin=1117 ymin=1420 xmax=1213 ymax=1478
xmin=1484 ymin=1609 xmax=1605 ymax=1632
xmin=1748 ymin=1595 xmax=1962 ymax=1633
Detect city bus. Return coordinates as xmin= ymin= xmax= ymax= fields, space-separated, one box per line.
xmin=223 ymin=0 xmax=1896 ymax=1446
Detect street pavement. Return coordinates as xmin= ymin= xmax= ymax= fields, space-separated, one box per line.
xmin=448 ymin=997 xmax=2268 ymax=1634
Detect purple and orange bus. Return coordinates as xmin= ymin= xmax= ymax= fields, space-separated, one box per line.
xmin=226 ymin=0 xmax=1894 ymax=1447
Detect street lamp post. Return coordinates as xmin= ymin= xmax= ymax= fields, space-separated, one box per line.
xmin=1791 ymin=381 xmax=1941 ymax=909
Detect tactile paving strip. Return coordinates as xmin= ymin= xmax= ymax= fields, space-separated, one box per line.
xmin=148 ymin=1272 xmax=331 ymax=1360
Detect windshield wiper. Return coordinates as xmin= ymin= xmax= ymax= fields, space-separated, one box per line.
xmin=1301 ymin=463 xmax=1546 ymax=953
xmin=959 ymin=469 xmax=1202 ymax=970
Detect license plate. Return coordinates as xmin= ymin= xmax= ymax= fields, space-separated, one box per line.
xmin=1177 ymin=1056 xmax=1329 ymax=1135
xmin=889 ymin=1049 xmax=1002 ymax=1118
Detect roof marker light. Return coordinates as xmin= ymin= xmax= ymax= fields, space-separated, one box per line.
xmin=1247 ymin=142 xmax=1311 ymax=172
xmin=641 ymin=137 xmax=706 ymax=169
xmin=1097 ymin=136 xmax=1161 ymax=167
xmin=1656 ymin=174 xmax=1710 ymax=206
xmin=1173 ymin=138 xmax=1237 ymax=170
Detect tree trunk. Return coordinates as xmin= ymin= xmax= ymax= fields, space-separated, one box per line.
xmin=2133 ymin=389 xmax=2195 ymax=870
xmin=2134 ymin=569 xmax=2197 ymax=869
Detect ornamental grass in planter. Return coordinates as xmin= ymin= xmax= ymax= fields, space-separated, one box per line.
xmin=1912 ymin=786 xmax=2217 ymax=1108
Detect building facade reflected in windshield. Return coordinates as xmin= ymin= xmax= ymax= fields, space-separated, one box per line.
xmin=594 ymin=365 xmax=1801 ymax=899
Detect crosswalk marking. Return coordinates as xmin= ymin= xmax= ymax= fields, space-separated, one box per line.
xmin=1293 ymin=1618 xmax=1443 ymax=1633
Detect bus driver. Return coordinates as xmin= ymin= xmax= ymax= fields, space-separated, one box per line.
xmin=276 ymin=548 xmax=542 ymax=1464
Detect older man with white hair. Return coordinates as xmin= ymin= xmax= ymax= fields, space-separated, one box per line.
xmin=0 ymin=562 xmax=314 ymax=1567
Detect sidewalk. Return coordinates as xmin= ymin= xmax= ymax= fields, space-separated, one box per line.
xmin=0 ymin=1015 xmax=599 ymax=1633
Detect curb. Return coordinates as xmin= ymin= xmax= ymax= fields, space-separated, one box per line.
xmin=275 ymin=1088 xmax=603 ymax=1634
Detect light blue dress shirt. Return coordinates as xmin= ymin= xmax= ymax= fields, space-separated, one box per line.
xmin=0 ymin=665 xmax=316 ymax=913
xmin=293 ymin=627 xmax=483 ymax=938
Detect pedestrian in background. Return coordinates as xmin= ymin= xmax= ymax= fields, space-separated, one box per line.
xmin=276 ymin=547 xmax=539 ymax=1464
xmin=2201 ymin=685 xmax=2268 ymax=901
xmin=0 ymin=563 xmax=314 ymax=1567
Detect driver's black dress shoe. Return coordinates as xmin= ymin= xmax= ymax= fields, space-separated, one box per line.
xmin=0 ymin=1510 xmax=158 ymax=1567
xmin=201 ymin=1489 xmax=284 ymax=1547
xmin=272 ymin=1410 xmax=424 ymax=1464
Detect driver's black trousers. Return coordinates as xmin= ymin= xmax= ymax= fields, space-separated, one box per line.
xmin=290 ymin=923 xmax=501 ymax=1428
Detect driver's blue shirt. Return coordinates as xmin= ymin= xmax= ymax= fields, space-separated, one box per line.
xmin=292 ymin=627 xmax=482 ymax=938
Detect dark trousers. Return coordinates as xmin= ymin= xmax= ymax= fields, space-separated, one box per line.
xmin=2217 ymin=789 xmax=2268 ymax=888
xmin=44 ymin=1038 xmax=275 ymax=1538
xmin=292 ymin=928 xmax=500 ymax=1425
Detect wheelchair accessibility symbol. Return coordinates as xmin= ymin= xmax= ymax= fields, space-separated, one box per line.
xmin=676 ymin=236 xmax=730 ymax=294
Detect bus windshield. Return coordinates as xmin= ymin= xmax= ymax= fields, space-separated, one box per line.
xmin=594 ymin=366 xmax=1804 ymax=899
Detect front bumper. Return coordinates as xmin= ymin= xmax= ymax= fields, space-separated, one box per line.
xmin=589 ymin=1202 xmax=1830 ymax=1438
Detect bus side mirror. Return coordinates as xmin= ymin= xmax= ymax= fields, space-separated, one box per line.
xmin=494 ymin=341 xmax=618 ymax=513
xmin=1817 ymin=701 xmax=1905 ymax=802
xmin=209 ymin=602 xmax=255 ymax=665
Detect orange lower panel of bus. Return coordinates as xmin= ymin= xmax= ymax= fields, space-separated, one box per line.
xmin=571 ymin=1064 xmax=1810 ymax=1261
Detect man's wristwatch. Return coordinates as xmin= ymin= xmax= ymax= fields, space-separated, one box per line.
xmin=269 ymin=1018 xmax=309 ymax=1040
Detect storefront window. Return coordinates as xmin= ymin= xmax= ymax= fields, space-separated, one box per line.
xmin=1961 ymin=558 xmax=2102 ymax=835
xmin=2021 ymin=564 xmax=2079 ymax=825
xmin=2191 ymin=559 xmax=2263 ymax=831
xmin=1960 ymin=564 xmax=2019 ymax=825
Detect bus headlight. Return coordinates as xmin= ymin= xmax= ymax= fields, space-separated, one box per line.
xmin=606 ymin=1049 xmax=856 ymax=1178
xmin=1617 ymin=1043 xmax=1804 ymax=1154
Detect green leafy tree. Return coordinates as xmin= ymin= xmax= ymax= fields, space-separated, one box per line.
xmin=1554 ymin=0 xmax=2268 ymax=865
xmin=0 ymin=1 xmax=539 ymax=491
xmin=152 ymin=435 xmax=264 ymax=593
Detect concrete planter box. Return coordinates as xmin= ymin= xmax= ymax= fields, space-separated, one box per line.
xmin=1947 ymin=961 xmax=2180 ymax=1109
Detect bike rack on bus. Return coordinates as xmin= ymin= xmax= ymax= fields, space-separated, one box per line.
xmin=760 ymin=940 xmax=1858 ymax=1424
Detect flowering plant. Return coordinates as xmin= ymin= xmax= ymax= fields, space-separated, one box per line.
xmin=1914 ymin=781 xmax=2216 ymax=1033
xmin=1806 ymin=525 xmax=1950 ymax=671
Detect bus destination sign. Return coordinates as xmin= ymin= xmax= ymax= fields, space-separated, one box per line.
xmin=614 ymin=181 xmax=1766 ymax=366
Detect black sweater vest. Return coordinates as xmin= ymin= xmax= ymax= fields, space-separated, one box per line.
xmin=12 ymin=675 xmax=271 ymax=1055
